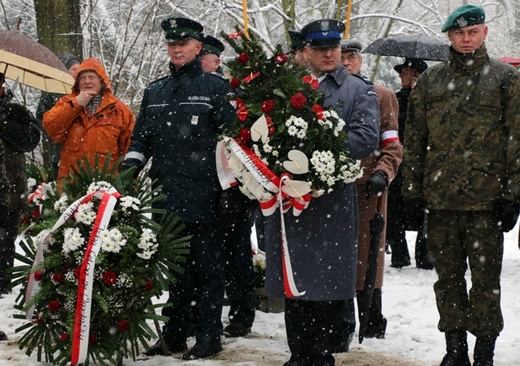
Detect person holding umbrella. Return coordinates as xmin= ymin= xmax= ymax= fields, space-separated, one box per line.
xmin=0 ymin=72 xmax=41 ymax=299
xmin=340 ymin=39 xmax=402 ymax=342
xmin=402 ymin=5 xmax=520 ymax=365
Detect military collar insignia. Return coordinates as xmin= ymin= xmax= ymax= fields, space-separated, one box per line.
xmin=456 ymin=16 xmax=468 ymax=28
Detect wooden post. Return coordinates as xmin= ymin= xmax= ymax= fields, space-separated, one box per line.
xmin=344 ymin=0 xmax=353 ymax=39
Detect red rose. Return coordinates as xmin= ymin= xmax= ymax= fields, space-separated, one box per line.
xmin=52 ymin=273 xmax=65 ymax=284
xmin=274 ymin=53 xmax=288 ymax=64
xmin=33 ymin=270 xmax=45 ymax=281
xmin=230 ymin=77 xmax=241 ymax=89
xmin=239 ymin=128 xmax=251 ymax=142
xmin=48 ymin=300 xmax=60 ymax=312
xmin=102 ymin=270 xmax=117 ymax=286
xmin=237 ymin=52 xmax=249 ymax=64
xmin=60 ymin=333 xmax=70 ymax=342
xmin=261 ymin=100 xmax=276 ymax=114
xmin=312 ymin=104 xmax=325 ymax=120
xmin=117 ymin=319 xmax=130 ymax=332
xmin=144 ymin=280 xmax=153 ymax=292
xmin=290 ymin=92 xmax=307 ymax=109
xmin=302 ymin=75 xmax=319 ymax=90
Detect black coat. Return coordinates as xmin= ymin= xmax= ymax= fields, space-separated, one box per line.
xmin=123 ymin=58 xmax=235 ymax=223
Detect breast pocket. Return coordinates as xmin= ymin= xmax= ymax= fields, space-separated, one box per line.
xmin=180 ymin=102 xmax=214 ymax=140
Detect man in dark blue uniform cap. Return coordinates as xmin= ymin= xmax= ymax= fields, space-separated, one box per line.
xmin=124 ymin=16 xmax=235 ymax=360
xmin=200 ymin=34 xmax=225 ymax=74
xmin=267 ymin=18 xmax=379 ymax=366
xmin=288 ymin=30 xmax=308 ymax=69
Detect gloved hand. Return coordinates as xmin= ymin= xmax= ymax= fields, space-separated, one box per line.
xmin=363 ymin=170 xmax=388 ymax=199
xmin=404 ymin=198 xmax=424 ymax=231
xmin=492 ymin=198 xmax=520 ymax=232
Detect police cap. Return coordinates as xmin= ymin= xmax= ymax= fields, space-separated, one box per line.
xmin=340 ymin=39 xmax=363 ymax=53
xmin=301 ymin=19 xmax=345 ymax=49
xmin=288 ymin=30 xmax=306 ymax=53
xmin=441 ymin=5 xmax=485 ymax=33
xmin=201 ymin=35 xmax=225 ymax=56
xmin=161 ymin=17 xmax=203 ymax=43
xmin=393 ymin=58 xmax=428 ymax=74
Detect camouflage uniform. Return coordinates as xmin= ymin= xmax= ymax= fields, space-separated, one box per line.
xmin=402 ymin=44 xmax=520 ymax=337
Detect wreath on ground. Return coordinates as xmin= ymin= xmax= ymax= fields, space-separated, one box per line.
xmin=11 ymin=157 xmax=190 ymax=366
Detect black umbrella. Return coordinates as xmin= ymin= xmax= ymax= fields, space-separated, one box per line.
xmin=363 ymin=34 xmax=450 ymax=61
xmin=358 ymin=197 xmax=385 ymax=344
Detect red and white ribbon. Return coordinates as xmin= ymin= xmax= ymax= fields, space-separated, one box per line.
xmin=70 ymin=189 xmax=120 ymax=365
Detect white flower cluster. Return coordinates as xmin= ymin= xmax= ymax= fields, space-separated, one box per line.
xmin=310 ymin=150 xmax=339 ymax=191
xmin=136 ymin=228 xmax=158 ymax=260
xmin=87 ymin=181 xmax=114 ymax=194
xmin=338 ymin=156 xmax=363 ymax=183
xmin=54 ymin=195 xmax=69 ymax=213
xmin=318 ymin=110 xmax=346 ymax=137
xmin=100 ymin=228 xmax=127 ymax=253
xmin=74 ymin=201 xmax=96 ymax=225
xmin=62 ymin=227 xmax=85 ymax=254
xmin=119 ymin=196 xmax=141 ymax=212
xmin=285 ymin=115 xmax=308 ymax=139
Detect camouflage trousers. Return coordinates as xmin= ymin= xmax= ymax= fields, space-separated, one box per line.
xmin=426 ymin=210 xmax=503 ymax=337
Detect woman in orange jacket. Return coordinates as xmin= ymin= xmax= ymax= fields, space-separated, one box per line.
xmin=43 ymin=58 xmax=135 ymax=183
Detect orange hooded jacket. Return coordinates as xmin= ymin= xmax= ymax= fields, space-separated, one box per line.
xmin=43 ymin=58 xmax=135 ymax=182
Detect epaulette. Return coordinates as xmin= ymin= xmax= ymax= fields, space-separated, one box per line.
xmin=208 ymin=72 xmax=229 ymax=81
xmin=351 ymin=73 xmax=374 ymax=85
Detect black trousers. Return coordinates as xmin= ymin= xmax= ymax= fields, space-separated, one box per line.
xmin=224 ymin=210 xmax=256 ymax=328
xmin=284 ymin=298 xmax=348 ymax=365
xmin=162 ymin=222 xmax=225 ymax=344
xmin=0 ymin=208 xmax=19 ymax=291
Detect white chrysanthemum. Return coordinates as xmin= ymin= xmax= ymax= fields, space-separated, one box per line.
xmin=263 ymin=142 xmax=273 ymax=153
xmin=100 ymin=228 xmax=127 ymax=253
xmin=74 ymin=201 xmax=96 ymax=225
xmin=137 ymin=251 xmax=153 ymax=260
xmin=87 ymin=181 xmax=114 ymax=194
xmin=62 ymin=227 xmax=85 ymax=254
xmin=287 ymin=125 xmax=298 ymax=136
xmin=54 ymin=195 xmax=70 ymax=213
xmin=137 ymin=228 xmax=158 ymax=259
xmin=119 ymin=196 xmax=141 ymax=212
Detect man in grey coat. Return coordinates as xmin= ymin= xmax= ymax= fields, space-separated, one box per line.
xmin=264 ymin=19 xmax=380 ymax=366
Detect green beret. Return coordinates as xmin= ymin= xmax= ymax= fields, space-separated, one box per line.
xmin=442 ymin=5 xmax=485 ymax=33
xmin=201 ymin=35 xmax=225 ymax=56
xmin=161 ymin=17 xmax=203 ymax=42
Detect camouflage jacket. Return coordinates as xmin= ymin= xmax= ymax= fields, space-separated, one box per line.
xmin=402 ymin=44 xmax=520 ymax=210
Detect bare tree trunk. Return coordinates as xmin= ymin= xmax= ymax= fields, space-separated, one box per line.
xmin=34 ymin=0 xmax=82 ymax=58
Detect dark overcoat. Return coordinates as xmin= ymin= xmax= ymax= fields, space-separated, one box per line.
xmin=265 ymin=67 xmax=380 ymax=301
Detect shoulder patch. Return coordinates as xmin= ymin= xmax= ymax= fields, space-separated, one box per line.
xmin=351 ymin=73 xmax=374 ymax=85
xmin=367 ymin=90 xmax=378 ymax=97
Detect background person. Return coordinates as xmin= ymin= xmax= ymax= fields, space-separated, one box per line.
xmin=386 ymin=57 xmax=432 ymax=270
xmin=340 ymin=39 xmax=402 ymax=341
xmin=122 ymin=17 xmax=235 ymax=360
xmin=287 ymin=30 xmax=309 ymax=70
xmin=0 ymin=72 xmax=41 ymax=298
xmin=200 ymin=34 xmax=225 ymax=74
xmin=402 ymin=5 xmax=520 ymax=365
xmin=36 ymin=53 xmax=82 ymax=179
xmin=43 ymin=58 xmax=135 ymax=184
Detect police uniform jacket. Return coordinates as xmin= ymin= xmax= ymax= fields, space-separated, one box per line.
xmin=123 ymin=57 xmax=235 ymax=224
xmin=265 ymin=66 xmax=380 ymax=301
xmin=402 ymin=44 xmax=520 ymax=210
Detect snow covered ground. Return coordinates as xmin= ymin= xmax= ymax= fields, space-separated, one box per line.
xmin=1 ymin=229 xmax=520 ymax=365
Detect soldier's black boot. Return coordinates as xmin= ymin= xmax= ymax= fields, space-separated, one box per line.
xmin=473 ymin=335 xmax=497 ymax=366
xmin=439 ymin=330 xmax=471 ymax=366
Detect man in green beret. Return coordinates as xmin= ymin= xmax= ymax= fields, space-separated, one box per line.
xmin=402 ymin=5 xmax=520 ymax=366
xmin=123 ymin=16 xmax=236 ymax=360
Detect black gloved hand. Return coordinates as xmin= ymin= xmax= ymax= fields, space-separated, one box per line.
xmin=492 ymin=198 xmax=520 ymax=232
xmin=404 ymin=198 xmax=424 ymax=231
xmin=363 ymin=170 xmax=388 ymax=199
